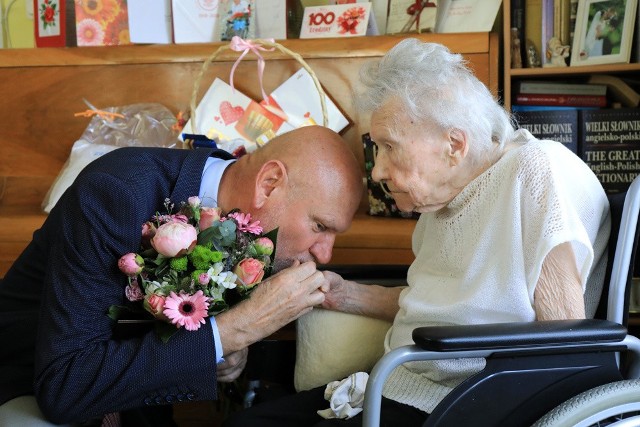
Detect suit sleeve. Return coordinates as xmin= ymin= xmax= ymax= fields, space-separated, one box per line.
xmin=33 ymin=169 xmax=219 ymax=424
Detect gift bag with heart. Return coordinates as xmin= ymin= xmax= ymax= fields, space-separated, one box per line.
xmin=181 ymin=37 xmax=349 ymax=157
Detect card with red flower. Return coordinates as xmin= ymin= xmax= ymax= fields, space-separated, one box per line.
xmin=75 ymin=0 xmax=132 ymax=46
xmin=34 ymin=0 xmax=67 ymax=47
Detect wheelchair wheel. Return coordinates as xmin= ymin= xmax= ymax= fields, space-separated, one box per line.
xmin=532 ymin=379 xmax=640 ymax=427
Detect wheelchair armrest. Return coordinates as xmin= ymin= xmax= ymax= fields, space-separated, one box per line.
xmin=412 ymin=319 xmax=627 ymax=351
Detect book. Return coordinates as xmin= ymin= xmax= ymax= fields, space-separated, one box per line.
xmin=34 ymin=0 xmax=66 ymax=47
xmin=553 ymin=0 xmax=571 ymax=45
xmin=511 ymin=0 xmax=526 ymax=68
xmin=511 ymin=104 xmax=599 ymax=112
xmin=515 ymin=93 xmax=607 ymax=107
xmin=580 ymin=108 xmax=640 ymax=194
xmin=517 ymin=81 xmax=608 ymax=95
xmin=541 ymin=0 xmax=554 ymax=65
xmin=525 ymin=0 xmax=543 ymax=66
xmin=588 ymin=75 xmax=640 ymax=108
xmin=515 ymin=109 xmax=578 ymax=153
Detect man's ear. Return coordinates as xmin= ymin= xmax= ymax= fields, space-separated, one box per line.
xmin=254 ymin=160 xmax=288 ymax=208
xmin=447 ymin=128 xmax=468 ymax=166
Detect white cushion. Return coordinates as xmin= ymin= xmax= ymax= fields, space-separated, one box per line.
xmin=294 ymin=309 xmax=392 ymax=392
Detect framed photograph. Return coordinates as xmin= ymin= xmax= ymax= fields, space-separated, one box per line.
xmin=570 ymin=0 xmax=638 ymax=66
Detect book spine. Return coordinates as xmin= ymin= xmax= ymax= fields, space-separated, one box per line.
xmin=541 ymin=0 xmax=554 ymax=65
xmin=516 ymin=94 xmax=607 ymax=107
xmin=580 ymin=108 xmax=640 ymax=194
xmin=525 ymin=0 xmax=543 ymax=66
xmin=515 ymin=109 xmax=578 ymax=153
xmin=518 ymin=82 xmax=607 ymax=95
xmin=511 ymin=0 xmax=526 ymax=67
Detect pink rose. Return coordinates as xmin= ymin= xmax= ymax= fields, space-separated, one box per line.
xmin=234 ymin=258 xmax=265 ymax=289
xmin=125 ymin=279 xmax=144 ymax=301
xmin=144 ymin=294 xmax=169 ymax=321
xmin=141 ymin=221 xmax=157 ymax=249
xmin=253 ymin=237 xmax=274 ymax=256
xmin=118 ymin=253 xmax=144 ymax=276
xmin=151 ymin=222 xmax=197 ymax=257
xmin=199 ymin=207 xmax=222 ymax=230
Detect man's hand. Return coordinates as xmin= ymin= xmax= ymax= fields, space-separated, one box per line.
xmin=217 ymin=347 xmax=248 ymax=382
xmin=216 ymin=261 xmax=328 ymax=354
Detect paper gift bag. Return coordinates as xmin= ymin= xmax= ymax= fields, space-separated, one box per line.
xmin=261 ymin=68 xmax=350 ymax=135
xmin=181 ymin=78 xmax=285 ymax=155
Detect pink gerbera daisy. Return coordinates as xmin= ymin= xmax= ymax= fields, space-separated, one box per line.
xmin=163 ymin=290 xmax=209 ymax=331
xmin=227 ymin=212 xmax=263 ymax=235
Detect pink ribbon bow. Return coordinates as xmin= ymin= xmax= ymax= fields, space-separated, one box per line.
xmin=229 ymin=36 xmax=275 ymax=104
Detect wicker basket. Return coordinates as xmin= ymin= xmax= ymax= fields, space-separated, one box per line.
xmin=189 ymin=38 xmax=329 ymax=138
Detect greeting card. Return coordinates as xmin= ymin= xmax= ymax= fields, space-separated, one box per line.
xmin=128 ymin=0 xmax=173 ymax=44
xmin=34 ymin=0 xmax=66 ymax=47
xmin=172 ymin=0 xmax=220 ymax=44
xmin=261 ymin=68 xmax=350 ymax=135
xmin=75 ymin=0 xmax=131 ymax=46
xmin=299 ymin=2 xmax=372 ymax=38
xmin=181 ymin=78 xmax=285 ymax=155
xmin=217 ymin=0 xmax=256 ymax=41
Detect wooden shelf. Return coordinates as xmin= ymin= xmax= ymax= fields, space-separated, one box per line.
xmin=502 ymin=1 xmax=640 ymax=110
xmin=0 ymin=32 xmax=499 ymax=276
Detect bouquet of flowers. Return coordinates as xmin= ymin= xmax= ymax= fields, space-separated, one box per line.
xmin=110 ymin=196 xmax=276 ymax=342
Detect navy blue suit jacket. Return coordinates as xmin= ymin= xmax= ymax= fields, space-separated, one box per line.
xmin=0 ymin=147 xmax=234 ymax=423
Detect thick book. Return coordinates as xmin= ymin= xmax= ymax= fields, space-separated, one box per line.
xmin=515 ymin=93 xmax=607 ymax=107
xmin=588 ymin=75 xmax=640 ymax=108
xmin=515 ymin=109 xmax=578 ymax=153
xmin=511 ymin=105 xmax=598 ymax=112
xmin=518 ymin=81 xmax=608 ymax=95
xmin=580 ymin=108 xmax=640 ymax=194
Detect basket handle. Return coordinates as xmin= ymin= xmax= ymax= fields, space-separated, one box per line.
xmin=189 ymin=38 xmax=329 ymax=135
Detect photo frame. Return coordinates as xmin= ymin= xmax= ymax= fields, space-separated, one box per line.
xmin=570 ymin=0 xmax=638 ymax=66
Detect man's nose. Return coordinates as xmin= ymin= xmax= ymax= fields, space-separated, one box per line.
xmin=310 ymin=234 xmax=335 ymax=265
xmin=371 ymin=160 xmax=386 ymax=183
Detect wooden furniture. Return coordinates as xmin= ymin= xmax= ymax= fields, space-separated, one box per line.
xmin=502 ymin=1 xmax=640 ymax=111
xmin=0 ymin=32 xmax=499 ymax=277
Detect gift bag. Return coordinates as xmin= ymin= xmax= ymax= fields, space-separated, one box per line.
xmin=182 ymin=37 xmax=349 ymax=156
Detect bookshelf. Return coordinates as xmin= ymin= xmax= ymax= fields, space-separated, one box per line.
xmin=0 ymin=32 xmax=500 ymax=276
xmin=502 ymin=1 xmax=640 ymax=110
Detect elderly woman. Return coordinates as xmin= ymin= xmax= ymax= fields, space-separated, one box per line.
xmin=223 ymin=39 xmax=610 ymax=427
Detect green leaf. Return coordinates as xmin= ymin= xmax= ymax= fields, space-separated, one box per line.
xmin=155 ymin=321 xmax=179 ymax=344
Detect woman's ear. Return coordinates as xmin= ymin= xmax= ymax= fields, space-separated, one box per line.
xmin=254 ymin=160 xmax=288 ymax=208
xmin=447 ymin=128 xmax=469 ymax=166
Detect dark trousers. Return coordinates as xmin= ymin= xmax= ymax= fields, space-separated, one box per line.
xmin=222 ymin=385 xmax=428 ymax=427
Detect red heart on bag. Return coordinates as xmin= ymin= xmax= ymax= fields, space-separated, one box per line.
xmin=219 ymin=101 xmax=244 ymax=125
xmin=304 ymin=112 xmax=311 ymax=118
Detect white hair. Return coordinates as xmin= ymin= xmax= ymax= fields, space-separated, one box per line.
xmin=356 ymin=39 xmax=517 ymax=163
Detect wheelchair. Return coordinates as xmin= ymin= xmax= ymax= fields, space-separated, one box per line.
xmin=362 ymin=174 xmax=640 ymax=427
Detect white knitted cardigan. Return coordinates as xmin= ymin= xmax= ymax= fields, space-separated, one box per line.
xmin=382 ymin=131 xmax=611 ymax=413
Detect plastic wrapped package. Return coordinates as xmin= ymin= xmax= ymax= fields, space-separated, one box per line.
xmin=42 ymin=103 xmax=180 ymax=213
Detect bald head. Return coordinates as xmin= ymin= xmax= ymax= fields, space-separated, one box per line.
xmin=250 ymin=126 xmax=362 ymax=199
xmin=218 ymin=126 xmax=363 ymax=267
